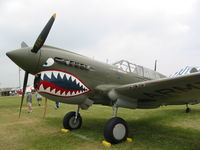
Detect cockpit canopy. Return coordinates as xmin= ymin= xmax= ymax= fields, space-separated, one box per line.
xmin=113 ymin=60 xmax=166 ymax=79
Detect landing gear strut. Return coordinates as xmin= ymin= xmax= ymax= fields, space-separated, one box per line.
xmin=63 ymin=106 xmax=82 ymax=130
xmin=185 ymin=104 xmax=191 ymax=113
xmin=104 ymin=104 xmax=128 ymax=144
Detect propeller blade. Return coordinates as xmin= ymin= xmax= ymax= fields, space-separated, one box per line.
xmin=19 ymin=71 xmax=29 ymax=118
xmin=31 ymin=13 xmax=56 ymax=53
xmin=43 ymin=97 xmax=48 ymax=119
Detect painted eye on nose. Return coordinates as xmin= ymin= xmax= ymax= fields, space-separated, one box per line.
xmin=43 ymin=58 xmax=54 ymax=67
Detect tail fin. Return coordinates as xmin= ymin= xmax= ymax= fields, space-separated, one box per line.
xmin=21 ymin=41 xmax=28 ymax=48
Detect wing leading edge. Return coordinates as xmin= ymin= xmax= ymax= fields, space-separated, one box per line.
xmin=111 ymin=72 xmax=200 ymax=109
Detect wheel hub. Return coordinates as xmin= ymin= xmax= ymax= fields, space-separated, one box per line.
xmin=113 ymin=123 xmax=126 ymax=140
xmin=69 ymin=117 xmax=80 ymax=128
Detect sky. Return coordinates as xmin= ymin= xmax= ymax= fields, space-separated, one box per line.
xmin=1 ymin=0 xmax=200 ymax=88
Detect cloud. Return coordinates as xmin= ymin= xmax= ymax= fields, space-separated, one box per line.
xmin=1 ymin=0 xmax=200 ymax=87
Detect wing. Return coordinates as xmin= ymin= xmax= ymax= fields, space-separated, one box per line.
xmin=110 ymin=72 xmax=200 ymax=109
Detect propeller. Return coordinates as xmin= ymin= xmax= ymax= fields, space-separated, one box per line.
xmin=31 ymin=13 xmax=56 ymax=53
xmin=19 ymin=71 xmax=29 ymax=118
xmin=18 ymin=14 xmax=56 ymax=117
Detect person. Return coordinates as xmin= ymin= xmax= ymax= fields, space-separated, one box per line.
xmin=35 ymin=92 xmax=42 ymax=106
xmin=55 ymin=101 xmax=60 ymax=109
xmin=26 ymin=92 xmax=32 ymax=113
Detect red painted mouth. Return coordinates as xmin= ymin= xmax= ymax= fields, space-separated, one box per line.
xmin=34 ymin=69 xmax=90 ymax=97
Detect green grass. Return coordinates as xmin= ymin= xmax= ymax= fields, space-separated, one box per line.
xmin=0 ymin=96 xmax=200 ymax=150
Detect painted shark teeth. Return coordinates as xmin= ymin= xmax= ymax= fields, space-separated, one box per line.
xmin=51 ymin=89 xmax=56 ymax=94
xmin=39 ymin=84 xmax=45 ymax=91
xmin=37 ymin=70 xmax=90 ymax=97
xmin=40 ymin=71 xmax=85 ymax=87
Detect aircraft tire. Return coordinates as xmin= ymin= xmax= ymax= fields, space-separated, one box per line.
xmin=63 ymin=111 xmax=82 ymax=130
xmin=104 ymin=117 xmax=128 ymax=144
xmin=186 ymin=108 xmax=191 ymax=113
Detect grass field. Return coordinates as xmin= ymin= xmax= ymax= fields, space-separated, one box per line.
xmin=0 ymin=96 xmax=200 ymax=150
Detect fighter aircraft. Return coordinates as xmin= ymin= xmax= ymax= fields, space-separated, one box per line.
xmin=170 ymin=66 xmax=200 ymax=77
xmin=6 ymin=14 xmax=200 ymax=144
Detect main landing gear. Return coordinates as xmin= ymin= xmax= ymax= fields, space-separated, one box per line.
xmin=63 ymin=104 xmax=129 ymax=144
xmin=104 ymin=104 xmax=128 ymax=144
xmin=63 ymin=106 xmax=82 ymax=130
xmin=104 ymin=117 xmax=128 ymax=144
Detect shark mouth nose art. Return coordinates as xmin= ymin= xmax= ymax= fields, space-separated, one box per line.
xmin=34 ymin=70 xmax=90 ymax=97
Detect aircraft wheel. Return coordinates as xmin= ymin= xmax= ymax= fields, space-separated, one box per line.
xmin=104 ymin=117 xmax=128 ymax=144
xmin=186 ymin=107 xmax=191 ymax=113
xmin=63 ymin=111 xmax=82 ymax=130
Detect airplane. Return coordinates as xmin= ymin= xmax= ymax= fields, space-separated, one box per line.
xmin=6 ymin=14 xmax=200 ymax=144
xmin=170 ymin=66 xmax=200 ymax=77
